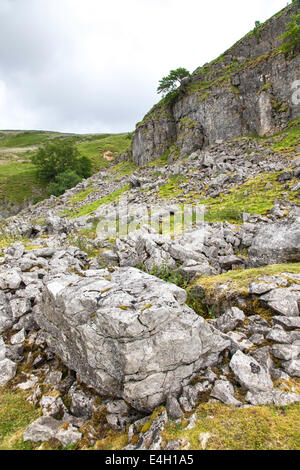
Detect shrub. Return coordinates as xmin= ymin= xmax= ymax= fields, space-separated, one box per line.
xmin=138 ymin=264 xmax=190 ymax=289
xmin=31 ymin=141 xmax=92 ymax=182
xmin=75 ymin=155 xmax=92 ymax=179
xmin=47 ymin=170 xmax=82 ymax=197
xmin=279 ymin=13 xmax=300 ymax=55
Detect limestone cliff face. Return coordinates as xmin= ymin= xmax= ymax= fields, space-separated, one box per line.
xmin=131 ymin=4 xmax=300 ymax=166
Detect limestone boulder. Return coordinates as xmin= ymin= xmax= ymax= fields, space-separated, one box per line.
xmin=23 ymin=417 xmax=82 ymax=446
xmin=246 ymin=390 xmax=300 ymax=406
xmin=0 ymin=358 xmax=17 ymax=387
xmin=230 ymin=350 xmax=274 ymax=393
xmin=248 ymin=221 xmax=300 ymax=267
xmin=35 ymin=267 xmax=230 ymax=412
xmin=210 ymin=380 xmax=242 ymax=407
xmin=212 ymin=307 xmax=245 ymax=333
xmin=259 ymin=287 xmax=300 ymax=317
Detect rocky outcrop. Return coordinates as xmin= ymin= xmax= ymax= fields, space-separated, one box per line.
xmin=23 ymin=417 xmax=82 ymax=446
xmin=132 ymin=106 xmax=176 ymax=166
xmin=230 ymin=350 xmax=274 ymax=393
xmin=35 ymin=267 xmax=230 ymax=412
xmin=115 ymin=215 xmax=300 ymax=279
xmin=0 ymin=358 xmax=17 ymax=386
xmin=0 ymin=244 xmax=88 ymax=336
xmin=131 ymin=4 xmax=300 ymax=165
xmin=248 ymin=220 xmax=300 ymax=266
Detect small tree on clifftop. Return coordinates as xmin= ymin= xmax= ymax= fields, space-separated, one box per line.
xmin=157 ymin=67 xmax=190 ymax=97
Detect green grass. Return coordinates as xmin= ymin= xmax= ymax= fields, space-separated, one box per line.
xmin=158 ymin=175 xmax=188 ymax=198
xmin=0 ymin=230 xmax=44 ymax=250
xmin=156 ymin=171 xmax=298 ymax=223
xmin=69 ymin=184 xmax=97 ymax=204
xmin=76 ymin=133 xmax=132 ymax=171
xmin=147 ymin=153 xmax=169 ymax=167
xmin=257 ymin=82 xmax=272 ymax=95
xmin=0 ymin=383 xmax=129 ymax=451
xmin=108 ymin=160 xmax=138 ymax=177
xmin=1 ymin=364 xmax=299 ymax=451
xmin=65 ymin=184 xmax=130 ymax=218
xmin=0 ymin=130 xmax=100 ymax=150
xmin=93 ymin=389 xmax=300 ymax=449
xmin=138 ymin=264 xmax=189 ymax=288
xmin=163 ymin=401 xmax=300 ymax=450
xmin=271 ymin=118 xmax=300 ymax=152
xmin=0 ymin=161 xmax=45 ymax=205
xmin=199 ymin=172 xmax=298 ymax=223
xmin=192 ymin=262 xmax=300 ymax=290
xmin=188 ymin=262 xmax=300 ymax=318
xmin=0 ymin=131 xmax=55 ymax=148
xmin=0 ymin=387 xmax=40 ymax=450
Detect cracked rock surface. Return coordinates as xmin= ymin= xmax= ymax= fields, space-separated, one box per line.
xmin=35 ymin=267 xmax=230 ymax=412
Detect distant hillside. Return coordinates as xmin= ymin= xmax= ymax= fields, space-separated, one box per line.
xmin=0 ymin=130 xmax=132 ymax=217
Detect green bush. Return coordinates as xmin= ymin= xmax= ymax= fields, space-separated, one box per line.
xmin=47 ymin=170 xmax=82 ymax=197
xmin=31 ymin=141 xmax=92 ymax=182
xmin=279 ymin=13 xmax=300 ymax=55
xmin=75 ymin=155 xmax=92 ymax=179
xmin=139 ymin=264 xmax=190 ymax=289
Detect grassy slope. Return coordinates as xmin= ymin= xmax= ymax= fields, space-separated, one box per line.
xmin=0 ymin=387 xmax=40 ymax=450
xmin=0 ymin=161 xmax=43 ymax=207
xmin=199 ymin=117 xmax=300 ymax=222
xmin=192 ymin=263 xmax=300 ymax=290
xmin=0 ymin=130 xmax=132 ymax=209
xmin=188 ymin=263 xmax=300 ymax=317
xmin=163 ymin=402 xmax=300 ymax=450
xmin=63 ymin=184 xmax=130 ymax=219
xmin=76 ymin=133 xmax=131 ymax=171
xmin=154 ymin=117 xmax=300 ymax=224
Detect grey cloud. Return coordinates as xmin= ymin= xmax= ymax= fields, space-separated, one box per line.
xmin=0 ymin=0 xmax=290 ymax=133
xmin=0 ymin=0 xmax=70 ymax=74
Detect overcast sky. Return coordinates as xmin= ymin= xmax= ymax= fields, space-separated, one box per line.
xmin=0 ymin=0 xmax=291 ymax=134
